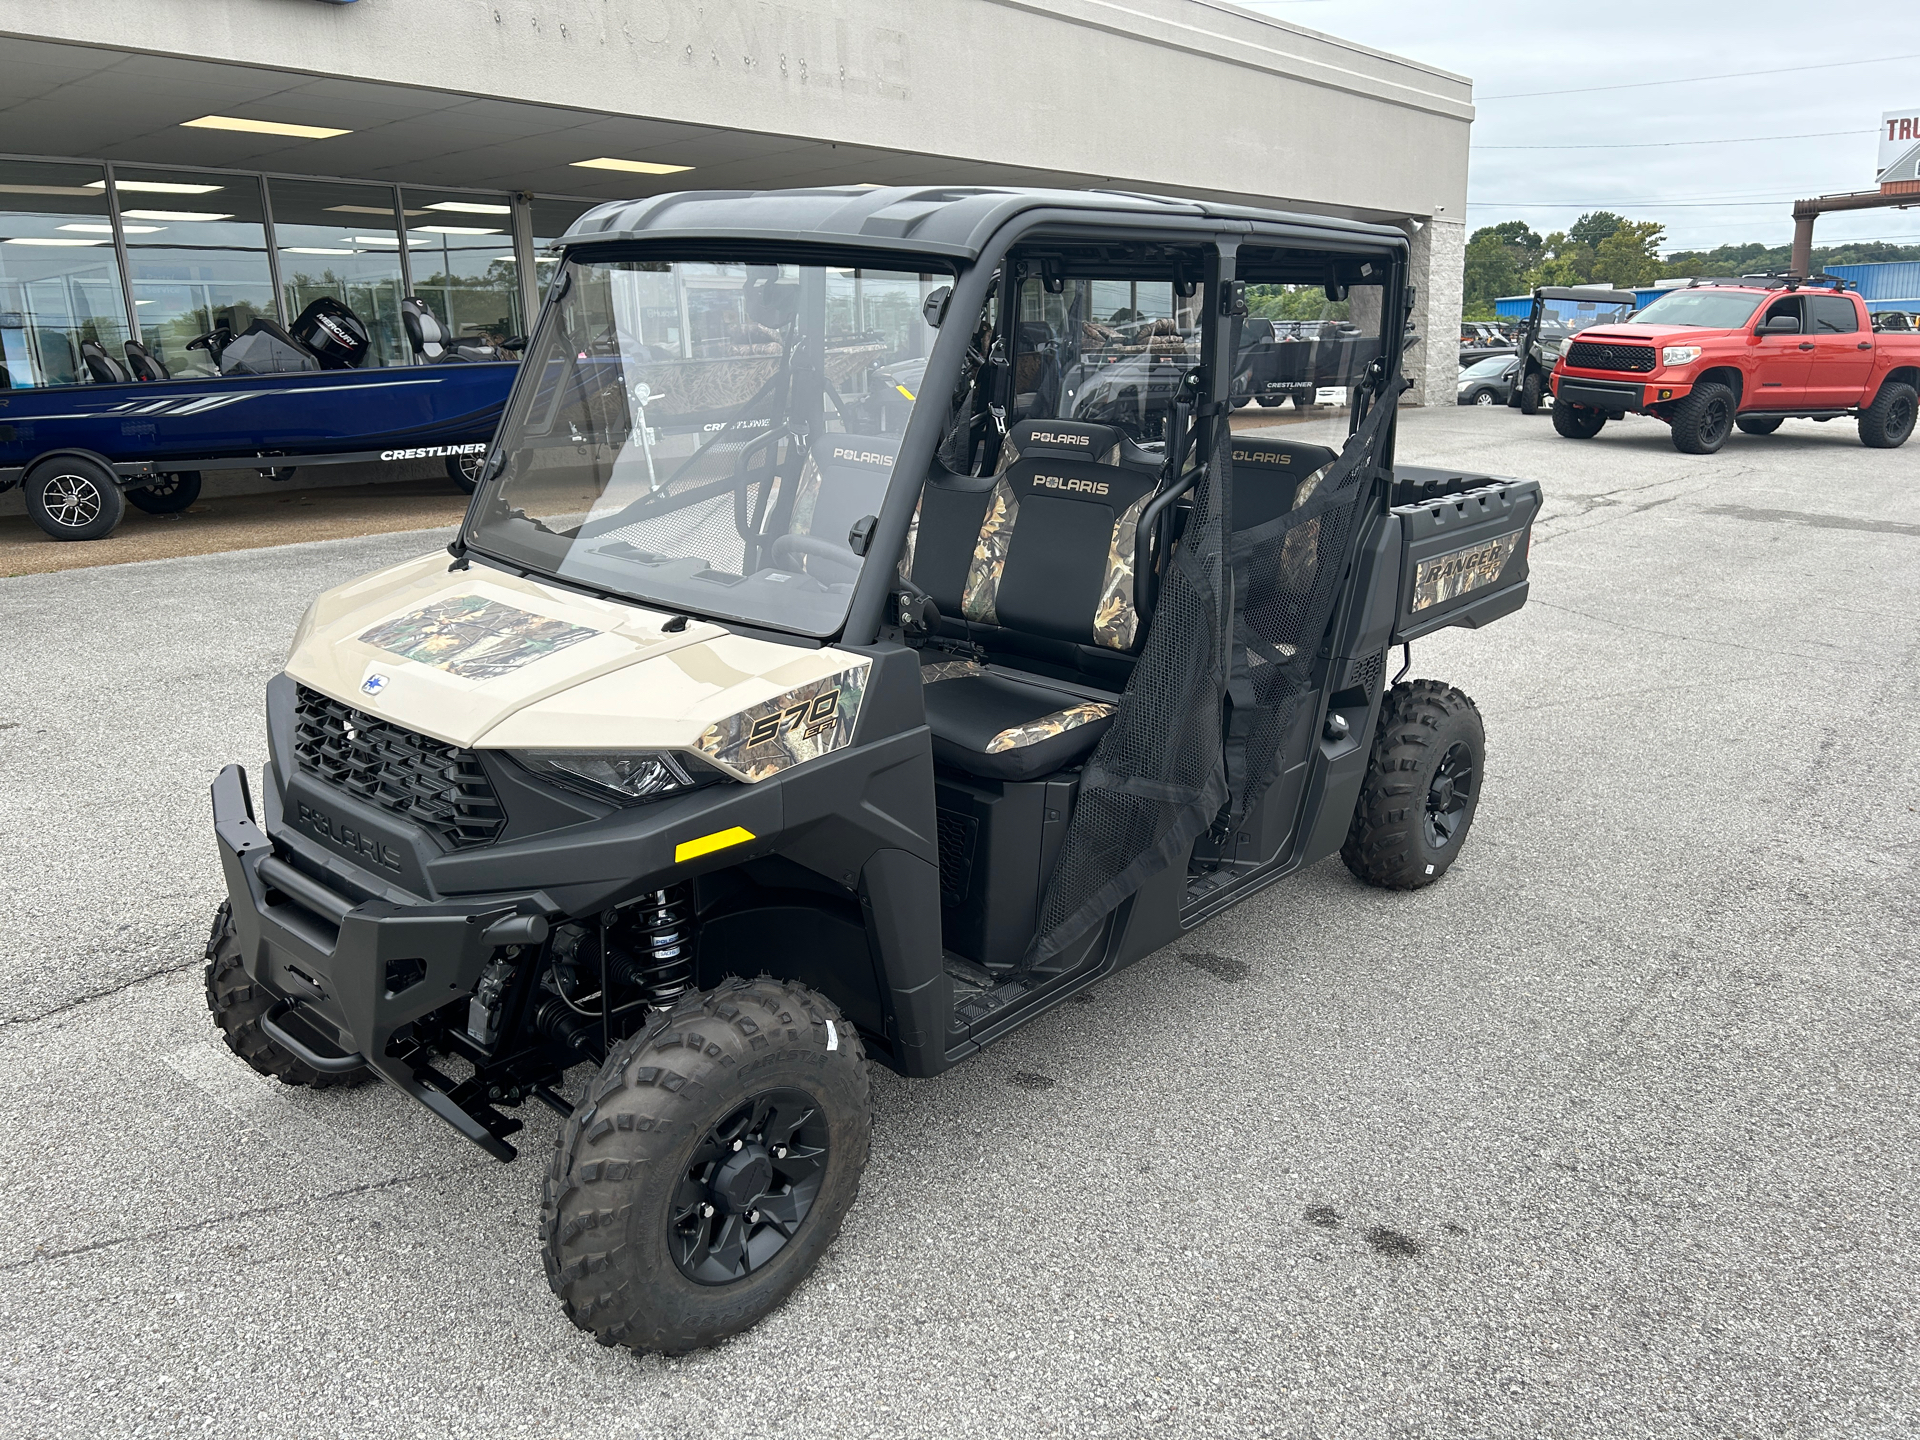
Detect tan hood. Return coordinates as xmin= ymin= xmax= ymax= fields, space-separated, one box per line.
xmin=285 ymin=553 xmax=869 ymax=771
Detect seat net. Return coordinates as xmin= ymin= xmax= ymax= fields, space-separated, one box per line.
xmin=1026 ymin=374 xmax=1404 ymax=965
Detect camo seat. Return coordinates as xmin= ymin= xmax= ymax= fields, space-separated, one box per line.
xmin=907 ymin=419 xmax=1164 ymax=780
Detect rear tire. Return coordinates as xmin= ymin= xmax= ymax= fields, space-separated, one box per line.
xmin=1669 ymin=381 xmax=1735 ymax=454
xmin=1256 ymin=396 xmax=1283 ymax=408
xmin=1519 ymin=371 xmax=1544 ymax=415
xmin=542 ymin=976 xmax=871 ymax=1355
xmin=24 ymin=456 xmax=124 ymax=540
xmin=1342 ymin=680 xmax=1485 ymax=891
xmin=203 ymin=902 xmax=370 ymax=1087
xmin=1735 ymin=416 xmax=1783 ymax=436
xmin=126 ymin=470 xmax=202 ymax=514
xmin=1551 ymin=402 xmax=1606 ymax=439
xmin=1858 ymin=381 xmax=1916 ymax=450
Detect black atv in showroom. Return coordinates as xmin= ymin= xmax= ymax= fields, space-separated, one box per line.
xmin=205 ymin=185 xmax=1540 ymax=1355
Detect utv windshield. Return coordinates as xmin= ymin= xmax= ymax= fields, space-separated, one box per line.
xmin=1626 ymin=290 xmax=1765 ymax=329
xmin=466 ymin=255 xmax=946 ymax=636
xmin=1537 ymin=296 xmax=1633 ymax=335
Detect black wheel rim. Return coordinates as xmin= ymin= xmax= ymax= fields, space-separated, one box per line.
xmin=1702 ymin=398 xmax=1730 ymax=445
xmin=1425 ymin=741 xmax=1475 ymax=850
xmin=1892 ymin=395 xmax=1916 ymax=439
xmin=669 ymin=1086 xmax=829 ymax=1285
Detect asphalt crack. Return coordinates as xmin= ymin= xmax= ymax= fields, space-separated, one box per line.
xmin=0 ymin=959 xmax=198 ymax=1033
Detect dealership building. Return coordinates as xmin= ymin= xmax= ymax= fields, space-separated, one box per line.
xmin=0 ymin=0 xmax=1470 ymax=404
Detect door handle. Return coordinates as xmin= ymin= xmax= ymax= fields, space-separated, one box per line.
xmin=1797 ymin=342 xmax=1815 ymax=351
xmin=1858 ymin=342 xmax=1873 ymax=350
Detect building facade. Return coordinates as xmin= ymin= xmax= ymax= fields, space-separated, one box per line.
xmin=0 ymin=0 xmax=1472 ymax=400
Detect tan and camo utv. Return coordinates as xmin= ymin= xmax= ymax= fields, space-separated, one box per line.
xmin=206 ymin=186 xmax=1540 ymax=1354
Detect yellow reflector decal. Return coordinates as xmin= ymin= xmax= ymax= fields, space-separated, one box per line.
xmin=674 ymin=826 xmax=755 ymax=863
xmin=894 ymin=383 xmax=915 ymax=401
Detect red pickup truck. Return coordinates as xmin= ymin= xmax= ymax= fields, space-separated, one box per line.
xmin=1550 ymin=278 xmax=1920 ymax=453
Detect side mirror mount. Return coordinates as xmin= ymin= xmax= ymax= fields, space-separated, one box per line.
xmin=921 ymin=285 xmax=953 ymax=330
xmin=847 ymin=514 xmax=877 ymax=557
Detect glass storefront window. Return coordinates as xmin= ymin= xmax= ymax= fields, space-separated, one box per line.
xmin=268 ymin=178 xmax=411 ymax=367
xmin=0 ymin=158 xmax=133 ymax=388
xmin=116 ymin=166 xmax=277 ymax=377
xmin=528 ymin=195 xmax=603 ymax=304
xmin=403 ymin=188 xmax=521 ymax=346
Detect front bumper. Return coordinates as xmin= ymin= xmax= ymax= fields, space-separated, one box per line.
xmin=211 ymin=764 xmax=543 ymax=1159
xmin=1552 ymin=374 xmax=1694 ymax=412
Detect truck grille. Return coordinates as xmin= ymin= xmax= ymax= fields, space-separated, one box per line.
xmin=292 ymin=686 xmax=506 ymax=851
xmin=1566 ymin=340 xmax=1655 ymax=373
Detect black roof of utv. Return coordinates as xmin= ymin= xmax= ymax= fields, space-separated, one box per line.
xmin=558 ymin=185 xmax=1412 ymax=262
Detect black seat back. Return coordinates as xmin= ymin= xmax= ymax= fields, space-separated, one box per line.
xmin=800 ymin=433 xmax=899 ymax=551
xmin=402 ymin=296 xmax=452 ymax=360
xmin=911 ymin=418 xmax=1163 ymax=652
xmin=1226 ymin=436 xmax=1338 ymax=531
xmin=123 ymin=339 xmax=169 ymax=382
xmin=79 ymin=339 xmax=129 ymax=385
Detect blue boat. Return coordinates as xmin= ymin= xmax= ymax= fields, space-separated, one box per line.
xmin=1 ymin=299 xmax=518 ymax=540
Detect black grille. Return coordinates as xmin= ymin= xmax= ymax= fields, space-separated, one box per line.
xmin=935 ymin=809 xmax=977 ymax=906
xmin=1567 ymin=340 xmax=1655 ymax=373
xmin=292 ymin=686 xmax=505 ymax=851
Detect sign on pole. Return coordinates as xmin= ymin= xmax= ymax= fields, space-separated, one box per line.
xmin=1880 ymin=108 xmax=1920 ymax=191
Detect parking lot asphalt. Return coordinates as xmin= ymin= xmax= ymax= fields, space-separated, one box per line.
xmin=1 ymin=407 xmax=1915 ymax=1439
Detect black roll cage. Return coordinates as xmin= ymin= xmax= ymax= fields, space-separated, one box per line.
xmin=460 ymin=198 xmax=1414 ymax=650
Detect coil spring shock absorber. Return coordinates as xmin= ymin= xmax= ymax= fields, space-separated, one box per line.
xmin=608 ymin=884 xmax=695 ymax=1008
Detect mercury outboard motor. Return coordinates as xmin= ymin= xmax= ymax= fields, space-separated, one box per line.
xmin=289 ymin=296 xmax=371 ymax=370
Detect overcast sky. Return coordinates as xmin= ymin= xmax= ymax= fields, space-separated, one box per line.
xmin=1236 ymin=0 xmax=1920 ymax=255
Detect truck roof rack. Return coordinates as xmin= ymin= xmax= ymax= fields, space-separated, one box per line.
xmin=1686 ymin=273 xmax=1851 ymax=292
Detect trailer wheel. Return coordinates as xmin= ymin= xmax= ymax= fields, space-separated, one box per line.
xmin=1858 ymin=381 xmax=1916 ymax=450
xmin=24 ymin=455 xmax=124 ymax=541
xmin=126 ymin=470 xmax=202 ymax=514
xmin=203 ymin=903 xmax=369 ymax=1087
xmin=1735 ymin=417 xmax=1784 ymax=436
xmin=542 ymin=976 xmax=871 ymax=1355
xmin=446 ymin=453 xmax=486 ymax=493
xmin=1551 ymin=403 xmax=1606 ymax=439
xmin=1668 ymin=382 xmax=1734 ymax=454
xmin=1519 ymin=371 xmax=1544 ymax=415
xmin=1256 ymin=396 xmax=1283 ymax=408
xmin=1342 ymin=680 xmax=1485 ymax=891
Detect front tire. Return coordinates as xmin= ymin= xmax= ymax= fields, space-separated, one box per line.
xmin=204 ymin=903 xmax=370 ymax=1087
xmin=1858 ymin=381 xmax=1916 ymax=450
xmin=1342 ymin=680 xmax=1485 ymax=890
xmin=1519 ymin=371 xmax=1544 ymax=415
xmin=1551 ymin=402 xmax=1606 ymax=439
xmin=24 ymin=455 xmax=124 ymax=540
xmin=1472 ymin=389 xmax=1496 ymax=406
xmin=542 ymin=977 xmax=871 ymax=1355
xmin=1669 ymin=381 xmax=1735 ymax=454
xmin=1735 ymin=416 xmax=1783 ymax=436
xmin=126 ymin=470 xmax=202 ymax=514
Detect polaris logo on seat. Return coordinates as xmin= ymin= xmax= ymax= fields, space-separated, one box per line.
xmin=1034 ymin=473 xmax=1109 ymax=496
xmin=1232 ymin=448 xmax=1290 ymax=466
xmin=832 ymin=447 xmax=894 ymax=466
xmin=1030 ymin=430 xmax=1092 ymax=448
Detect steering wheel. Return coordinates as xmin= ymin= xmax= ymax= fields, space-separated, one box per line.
xmin=767 ymin=532 xmax=863 ymax=580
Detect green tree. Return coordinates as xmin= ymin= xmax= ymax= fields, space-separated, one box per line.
xmin=1567 ymin=211 xmax=1627 ymax=250
xmin=1463 ymin=230 xmax=1522 ymax=313
xmin=1479 ymin=219 xmax=1545 ymax=270
xmin=1592 ymin=220 xmax=1666 ymax=287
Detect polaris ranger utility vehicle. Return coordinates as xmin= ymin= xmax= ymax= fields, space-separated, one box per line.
xmin=1508 ymin=285 xmax=1636 ymax=414
xmin=205 ymin=186 xmax=1540 ymax=1355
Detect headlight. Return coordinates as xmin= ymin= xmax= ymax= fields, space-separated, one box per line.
xmin=509 ymin=749 xmax=725 ymax=803
xmin=1661 ymin=345 xmax=1702 ymax=367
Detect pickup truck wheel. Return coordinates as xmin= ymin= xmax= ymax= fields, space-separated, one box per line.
xmin=542 ymin=976 xmax=871 ymax=1355
xmin=24 ymin=455 xmax=125 ymax=541
xmin=126 ymin=470 xmax=202 ymax=514
xmin=1342 ymin=681 xmax=1485 ymax=890
xmin=1858 ymin=381 xmax=1917 ymax=449
xmin=1519 ymin=371 xmax=1544 ymax=415
xmin=203 ymin=902 xmax=370 ymax=1088
xmin=1735 ymin=417 xmax=1784 ymax=436
xmin=1669 ymin=382 xmax=1734 ymax=454
xmin=1551 ymin=403 xmax=1606 ymax=439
